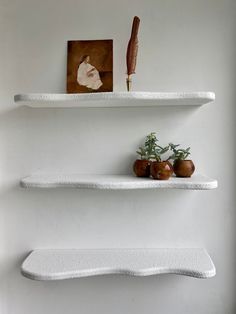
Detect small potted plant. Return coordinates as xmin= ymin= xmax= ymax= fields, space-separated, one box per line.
xmin=133 ymin=132 xmax=157 ymax=177
xmin=133 ymin=147 xmax=151 ymax=177
xmin=150 ymin=145 xmax=172 ymax=180
xmin=169 ymin=143 xmax=195 ymax=177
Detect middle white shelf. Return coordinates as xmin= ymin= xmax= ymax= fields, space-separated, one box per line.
xmin=20 ymin=174 xmax=217 ymax=190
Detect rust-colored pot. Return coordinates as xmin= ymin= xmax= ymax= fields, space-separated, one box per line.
xmin=173 ymin=160 xmax=195 ymax=177
xmin=165 ymin=160 xmax=174 ymax=175
xmin=150 ymin=161 xmax=172 ymax=180
xmin=133 ymin=159 xmax=151 ymax=177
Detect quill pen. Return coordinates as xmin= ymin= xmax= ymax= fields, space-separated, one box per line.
xmin=126 ymin=16 xmax=140 ymax=91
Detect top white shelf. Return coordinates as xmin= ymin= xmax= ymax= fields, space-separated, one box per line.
xmin=14 ymin=91 xmax=215 ymax=108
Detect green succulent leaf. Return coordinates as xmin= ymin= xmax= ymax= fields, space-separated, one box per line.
xmin=168 ymin=142 xmax=191 ymax=160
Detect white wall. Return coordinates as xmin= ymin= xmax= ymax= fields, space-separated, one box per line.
xmin=0 ymin=0 xmax=236 ymax=313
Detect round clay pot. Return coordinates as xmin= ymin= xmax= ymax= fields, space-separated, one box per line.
xmin=173 ymin=160 xmax=195 ymax=177
xmin=165 ymin=160 xmax=174 ymax=175
xmin=133 ymin=159 xmax=151 ymax=177
xmin=150 ymin=161 xmax=172 ymax=180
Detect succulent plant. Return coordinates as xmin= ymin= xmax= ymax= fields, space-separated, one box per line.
xmin=136 ymin=133 xmax=170 ymax=162
xmin=136 ymin=132 xmax=158 ymax=160
xmin=168 ymin=143 xmax=191 ymax=160
xmin=136 ymin=146 xmax=149 ymax=160
xmin=153 ymin=144 xmax=170 ymax=162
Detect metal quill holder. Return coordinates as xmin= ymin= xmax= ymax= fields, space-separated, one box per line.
xmin=126 ymin=16 xmax=140 ymax=91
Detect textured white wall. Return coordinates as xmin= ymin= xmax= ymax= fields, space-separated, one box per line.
xmin=0 ymin=0 xmax=236 ymax=313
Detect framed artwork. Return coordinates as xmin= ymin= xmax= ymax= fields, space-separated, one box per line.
xmin=67 ymin=40 xmax=113 ymax=93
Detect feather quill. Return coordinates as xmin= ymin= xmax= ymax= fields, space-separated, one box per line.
xmin=126 ymin=16 xmax=140 ymax=91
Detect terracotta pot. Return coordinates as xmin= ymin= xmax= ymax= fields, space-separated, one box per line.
xmin=150 ymin=161 xmax=172 ymax=180
xmin=165 ymin=160 xmax=174 ymax=175
xmin=133 ymin=159 xmax=151 ymax=177
xmin=173 ymin=159 xmax=195 ymax=177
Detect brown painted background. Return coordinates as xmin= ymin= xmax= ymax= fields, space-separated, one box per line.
xmin=67 ymin=40 xmax=113 ymax=93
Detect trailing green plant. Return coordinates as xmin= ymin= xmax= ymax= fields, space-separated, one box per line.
xmin=136 ymin=132 xmax=158 ymax=160
xmin=168 ymin=143 xmax=191 ymax=160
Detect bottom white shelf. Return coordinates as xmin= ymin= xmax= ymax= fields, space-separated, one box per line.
xmin=21 ymin=248 xmax=215 ymax=281
xmin=20 ymin=174 xmax=218 ymax=190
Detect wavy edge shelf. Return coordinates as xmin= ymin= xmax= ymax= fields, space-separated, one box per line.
xmin=14 ymin=91 xmax=215 ymax=108
xmin=21 ymin=248 xmax=216 ymax=281
xmin=20 ymin=174 xmax=218 ymax=190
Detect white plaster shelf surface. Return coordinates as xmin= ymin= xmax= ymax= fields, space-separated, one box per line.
xmin=20 ymin=174 xmax=217 ymax=190
xmin=14 ymin=91 xmax=215 ymax=108
xmin=21 ymin=248 xmax=216 ymax=281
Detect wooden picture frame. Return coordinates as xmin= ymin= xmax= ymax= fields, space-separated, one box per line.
xmin=67 ymin=40 xmax=113 ymax=93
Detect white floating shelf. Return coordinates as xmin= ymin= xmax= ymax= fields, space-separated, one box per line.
xmin=21 ymin=248 xmax=216 ymax=281
xmin=20 ymin=174 xmax=217 ymax=190
xmin=14 ymin=91 xmax=215 ymax=108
